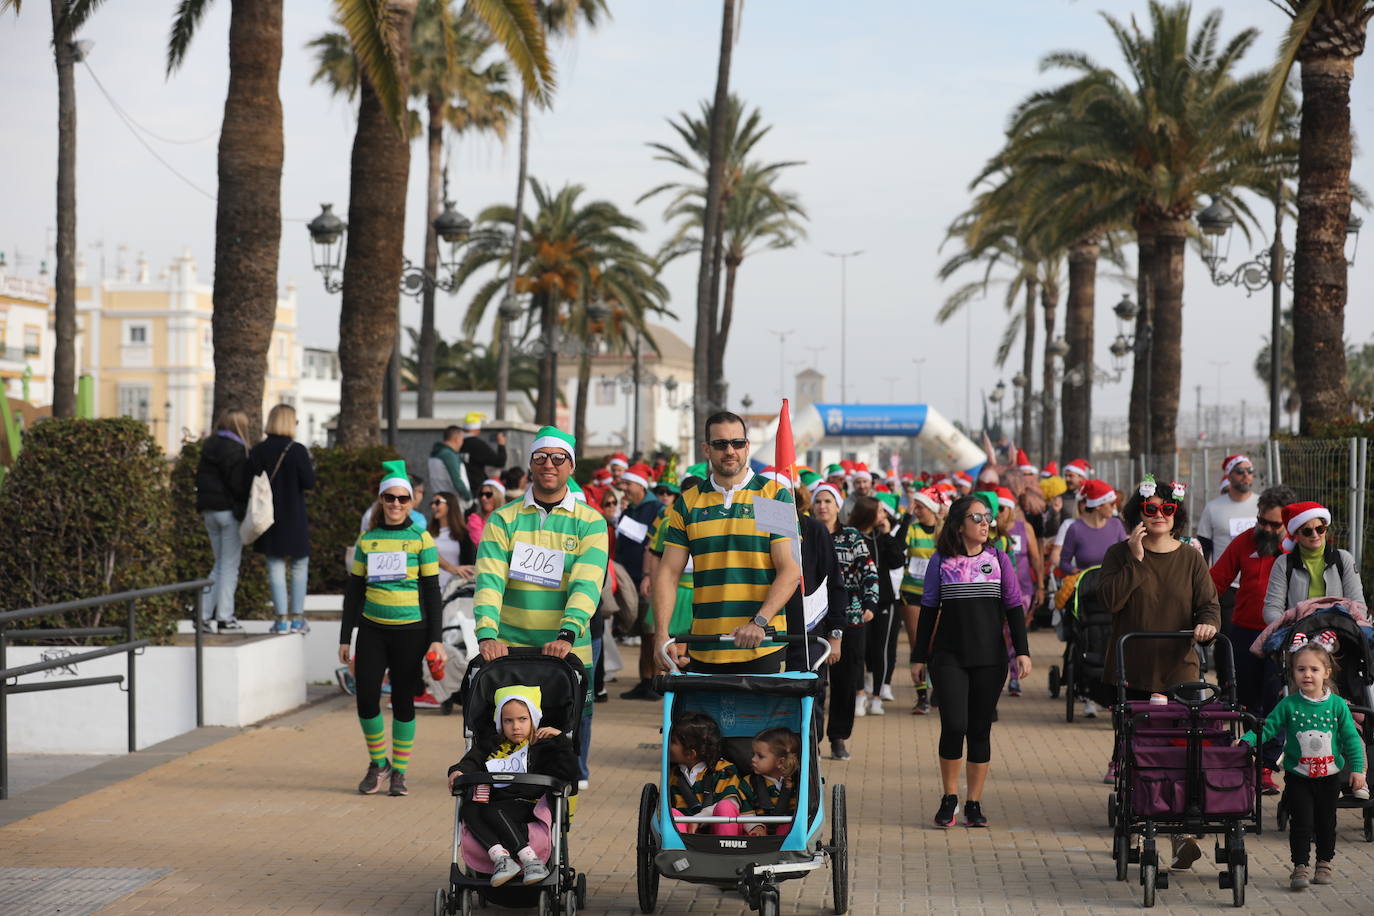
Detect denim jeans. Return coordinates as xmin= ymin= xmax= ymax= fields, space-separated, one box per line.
xmin=202 ymin=510 xmax=243 ymax=622
xmin=266 ymin=555 xmax=309 ymax=618
xmin=578 ymin=636 xmax=603 ymax=781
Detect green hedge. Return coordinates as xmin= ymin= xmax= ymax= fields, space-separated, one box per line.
xmin=0 ymin=418 xmax=182 ymax=643
xmin=307 ymin=444 xmax=401 ymax=594
xmin=169 ymin=438 xmax=272 ymax=619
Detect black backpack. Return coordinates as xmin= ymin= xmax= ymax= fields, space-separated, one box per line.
xmin=1284 ymin=547 xmax=1346 ymax=592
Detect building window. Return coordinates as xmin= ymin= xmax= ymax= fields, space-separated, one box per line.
xmin=127 ymin=324 xmax=148 ymax=345
xmin=596 ymin=379 xmax=616 ymax=406
xmin=118 ymin=384 xmax=151 ymax=422
xmin=23 ymin=327 xmax=40 ymax=357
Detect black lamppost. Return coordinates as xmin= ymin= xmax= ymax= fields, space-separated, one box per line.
xmin=1196 ymin=187 xmax=1362 ymax=438
xmin=988 ymin=379 xmax=1006 ymax=440
xmin=308 ymin=198 xmax=474 ymax=446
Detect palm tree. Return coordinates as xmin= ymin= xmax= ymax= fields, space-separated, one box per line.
xmin=1258 ymin=1 xmax=1373 ymax=432
xmin=1001 ymin=3 xmax=1283 ymax=456
xmin=167 ymin=0 xmax=550 ymax=447
xmin=1254 ymin=308 xmax=1299 ymax=429
xmin=448 ymin=180 xmax=655 ymax=425
xmin=642 ymin=95 xmax=803 ymax=410
xmin=495 ymin=0 xmax=609 ymax=421
xmin=4 ymin=1 xmax=110 ymax=418
xmin=309 ymin=3 xmax=515 ymax=419
xmin=400 ymin=327 xmax=539 ymax=401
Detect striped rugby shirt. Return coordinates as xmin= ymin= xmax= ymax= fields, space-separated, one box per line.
xmin=661 ymin=474 xmax=794 ymax=665
xmin=473 ymin=487 xmax=609 ymax=667
xmin=899 ymin=522 xmax=938 ymax=603
xmin=351 ymin=522 xmax=441 ymax=625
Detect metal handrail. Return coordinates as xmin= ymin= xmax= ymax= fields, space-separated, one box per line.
xmin=0 ymin=577 xmax=211 ymax=801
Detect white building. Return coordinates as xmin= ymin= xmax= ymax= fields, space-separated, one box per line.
xmin=0 ymin=263 xmax=55 ymax=405
xmin=297 ymin=346 xmax=340 ymax=446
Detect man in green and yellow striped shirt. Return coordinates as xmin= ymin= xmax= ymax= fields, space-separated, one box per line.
xmin=653 ymin=411 xmax=800 ymax=673
xmin=474 ymin=426 xmax=609 ymax=680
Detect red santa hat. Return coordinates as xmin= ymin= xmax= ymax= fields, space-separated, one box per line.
xmin=1219 ymin=475 xmax=1231 ymax=494
xmin=1282 ymin=501 xmax=1331 ymax=552
xmin=1063 ymin=458 xmax=1093 ymax=479
xmin=619 ymin=463 xmax=654 ymax=490
xmin=852 ymin=463 xmax=873 ymax=481
xmin=1015 ymin=449 xmax=1037 ymax=475
xmin=1041 ymin=460 xmax=1058 ymax=479
xmin=1079 ymin=479 xmax=1116 ymax=508
xmin=759 ymin=465 xmax=793 ymax=488
xmin=953 ymin=471 xmax=974 ymax=490
xmin=608 ymin=453 xmax=630 ymax=470
xmin=995 ymin=486 xmax=1017 ymax=510
xmin=1221 ymin=454 xmax=1251 ymax=476
xmin=911 ymin=487 xmax=942 ymax=515
xmin=592 ymin=468 xmax=613 ymax=486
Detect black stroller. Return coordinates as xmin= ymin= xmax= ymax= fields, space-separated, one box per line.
xmin=1264 ymin=609 xmax=1374 ymax=842
xmin=435 ymin=650 xmax=588 ymax=916
xmin=1047 ymin=566 xmax=1113 ymax=722
xmin=1108 ymin=633 xmax=1261 ymax=908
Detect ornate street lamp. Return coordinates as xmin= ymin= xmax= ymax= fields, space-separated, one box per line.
xmin=306 ymin=203 xmax=347 ymax=293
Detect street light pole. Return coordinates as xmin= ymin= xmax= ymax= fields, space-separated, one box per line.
xmin=824 ymin=250 xmax=863 ymax=405
xmin=769 ymin=329 xmax=795 ymax=404
xmin=1269 ymin=182 xmax=1284 ymax=438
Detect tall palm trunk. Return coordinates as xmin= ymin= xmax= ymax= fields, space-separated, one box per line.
xmin=1061 ymin=238 xmax=1099 ymax=461
xmin=1128 ymin=227 xmax=1156 ymax=457
xmin=693 ymin=0 xmax=734 ymax=446
xmin=574 ymin=347 xmax=592 ymax=449
xmin=417 ymin=92 xmax=444 ymax=418
xmin=1148 ymin=219 xmax=1187 ymax=456
xmin=495 ymin=87 xmax=531 ymax=421
xmin=49 ymin=0 xmax=78 ymax=418
xmin=535 ymin=291 xmax=558 ymax=424
xmin=708 ymin=252 xmax=739 ymax=410
xmin=1020 ymin=276 xmax=1037 ymax=451
xmin=336 ymin=1 xmax=416 ymax=447
xmin=1039 ymin=278 xmax=1060 ymax=466
xmin=1293 ymin=38 xmax=1361 ymax=432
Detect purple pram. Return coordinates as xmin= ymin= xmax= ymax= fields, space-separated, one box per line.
xmin=1108 ymin=633 xmax=1260 ymax=908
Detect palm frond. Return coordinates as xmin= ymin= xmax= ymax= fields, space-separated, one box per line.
xmin=166 ymin=0 xmax=214 ymax=75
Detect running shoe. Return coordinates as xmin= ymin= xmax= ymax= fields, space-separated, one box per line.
xmin=196 ymin=619 xmax=216 ymax=634
xmin=1007 ymin=678 xmax=1021 ymax=697
xmin=1082 ymin=698 xmax=1099 ymax=718
xmin=867 ymin=696 xmax=885 ymax=716
xmin=388 ymin=770 xmax=408 ymax=796
xmin=290 ymin=616 xmax=310 ymax=634
xmin=933 ymin=794 xmax=959 ymax=828
xmin=1289 ymin=864 xmax=1310 ymax=890
xmin=358 ymin=762 xmax=392 ymax=795
xmin=218 ymin=618 xmax=245 ymax=632
xmin=854 ymin=695 xmax=867 ymax=718
xmin=1313 ymin=860 xmax=1333 ymax=885
xmin=594 ymin=691 xmax=609 ymax=704
xmin=413 ymin=691 xmax=442 ymax=709
xmin=878 ymin=684 xmax=895 ymax=701
xmin=577 ymin=779 xmax=590 ymax=791
xmin=619 ymin=681 xmax=660 ymax=701
xmin=270 ymin=618 xmax=291 ymax=635
xmin=911 ymin=699 xmax=931 ymax=716
xmin=963 ymin=801 xmax=988 ymax=828
xmin=1102 ymin=760 xmax=1118 ymax=785
xmin=1260 ymin=768 xmax=1280 ymax=796
xmin=830 ymin=740 xmax=851 ymax=761
xmin=1170 ymin=837 xmax=1202 ymax=871
xmin=490 ymin=855 xmax=521 ymax=887
xmin=520 ymin=860 xmax=550 ymax=885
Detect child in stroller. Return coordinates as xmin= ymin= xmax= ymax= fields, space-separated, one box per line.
xmin=669 ymin=712 xmax=746 ymax=835
xmin=742 ymin=727 xmax=801 ymax=836
xmin=447 ymin=685 xmax=578 ymax=886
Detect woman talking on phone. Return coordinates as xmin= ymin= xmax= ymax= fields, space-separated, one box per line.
xmin=339 ymin=460 xmax=445 ymax=798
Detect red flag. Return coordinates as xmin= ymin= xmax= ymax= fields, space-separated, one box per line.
xmin=775 ymin=399 xmax=797 ymax=485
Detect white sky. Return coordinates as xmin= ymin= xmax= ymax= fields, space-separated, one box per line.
xmin=2 ymin=0 xmax=1371 ymax=434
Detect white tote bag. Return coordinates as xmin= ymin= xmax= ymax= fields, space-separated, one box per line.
xmin=240 ymin=443 xmax=292 ymax=545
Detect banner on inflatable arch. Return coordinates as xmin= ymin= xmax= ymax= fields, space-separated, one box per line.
xmin=755 ymin=402 xmax=986 ymax=474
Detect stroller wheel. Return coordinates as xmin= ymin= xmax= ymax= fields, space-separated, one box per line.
xmin=458 ymin=889 xmax=476 ymax=916
xmin=562 ymin=888 xmax=577 ymax=916
xmin=537 ymin=888 xmax=556 ymax=916
xmin=433 ymin=888 xmax=448 ymax=916
xmin=758 ymin=888 xmax=780 ymax=916
xmin=1106 ymin=793 xmax=1116 ymax=829
xmin=575 ymin=873 xmax=587 ymax=909
xmin=1113 ymin=833 xmax=1129 ymax=881
xmin=636 ymin=783 xmax=661 ymax=913
xmin=1047 ymin=665 xmax=1060 ymax=698
xmin=830 ymin=784 xmax=850 ymax=914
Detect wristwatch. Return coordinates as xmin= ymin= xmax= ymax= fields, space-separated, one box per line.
xmin=828 ymin=629 xmax=844 ymax=640
xmin=556 ymin=628 xmax=577 ymax=644
xmin=751 ymin=613 xmax=770 ymax=629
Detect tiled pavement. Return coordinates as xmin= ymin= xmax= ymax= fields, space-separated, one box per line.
xmin=4 ymin=630 xmax=1374 ymax=914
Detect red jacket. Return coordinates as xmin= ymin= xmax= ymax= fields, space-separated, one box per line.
xmin=1210 ymin=527 xmax=1279 ymax=631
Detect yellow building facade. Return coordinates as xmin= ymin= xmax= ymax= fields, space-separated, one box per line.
xmin=0 ymin=267 xmax=55 ymax=405
xmin=76 ymin=250 xmax=300 ymax=453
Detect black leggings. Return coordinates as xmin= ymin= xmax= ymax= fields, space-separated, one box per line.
xmin=354 ymin=624 xmax=428 ymax=721
xmin=827 ymin=626 xmax=867 ymax=741
xmin=1285 ymin=774 xmax=1341 ymax=865
xmin=462 ymin=796 xmax=538 ymax=854
xmin=930 ymin=664 xmax=1006 ymax=763
xmin=865 ymin=605 xmax=899 ymax=687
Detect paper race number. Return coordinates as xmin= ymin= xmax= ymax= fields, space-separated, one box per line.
xmin=509 ymin=541 xmax=567 ymax=588
xmin=366 ymin=551 xmax=408 ymax=583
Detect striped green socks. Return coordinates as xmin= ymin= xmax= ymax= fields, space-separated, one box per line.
xmin=360 ymin=714 xmax=388 ymax=768
xmin=391 ymin=717 xmax=416 ymax=774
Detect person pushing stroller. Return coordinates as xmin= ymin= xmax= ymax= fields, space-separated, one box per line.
xmin=448 ymin=686 xmax=579 ymax=887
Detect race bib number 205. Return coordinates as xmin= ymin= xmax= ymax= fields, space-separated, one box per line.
xmin=509 ymin=541 xmax=567 ymax=588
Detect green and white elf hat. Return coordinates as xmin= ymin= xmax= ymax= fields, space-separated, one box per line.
xmin=875 ymin=491 xmax=901 ymax=518
xmin=568 ymin=479 xmax=587 ymax=502
xmin=799 ymin=469 xmax=823 ymax=491
xmin=530 ymin=425 xmax=577 ymax=466
xmin=378 ymin=459 xmax=412 ymax=496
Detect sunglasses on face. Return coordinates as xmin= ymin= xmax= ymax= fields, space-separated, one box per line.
xmin=431 ymin=499 xmax=445 ymax=507
xmin=530 ymin=452 xmax=571 ymax=467
xmin=381 ymin=493 xmax=411 ymax=505
xmin=1299 ymin=524 xmax=1329 ymax=538
xmin=1255 ymin=518 xmax=1283 ymax=530
xmin=708 ymin=438 xmax=749 ymax=451
xmin=1141 ymin=502 xmax=1177 ymax=518
xmin=480 ymin=490 xmax=498 ymax=499
xmin=1231 ymin=467 xmax=1254 ymax=476
xmin=966 ymin=512 xmax=991 ymax=525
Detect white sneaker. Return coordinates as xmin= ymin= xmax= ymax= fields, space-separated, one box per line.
xmin=868 ymin=696 xmax=885 ymax=716
xmin=862 ymin=672 xmax=874 ymax=695
xmin=854 ymin=695 xmax=867 ymax=718
xmin=1083 ymin=699 xmax=1099 ymax=718
xmin=489 ymin=854 xmax=521 ymax=887
xmin=577 ymin=779 xmax=589 ymax=791
xmin=879 ymin=684 xmax=895 ymax=701
xmin=520 ymin=860 xmax=550 ymax=885
xmin=1354 ymin=785 xmax=1371 ymax=801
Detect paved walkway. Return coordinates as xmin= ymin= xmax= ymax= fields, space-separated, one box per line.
xmin=4 ymin=631 xmax=1374 ymax=913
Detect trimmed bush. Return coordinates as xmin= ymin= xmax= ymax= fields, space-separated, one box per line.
xmin=307 ymin=444 xmax=400 ymax=594
xmin=169 ymin=438 xmax=272 ymax=619
xmin=0 ymin=418 xmax=181 ymax=643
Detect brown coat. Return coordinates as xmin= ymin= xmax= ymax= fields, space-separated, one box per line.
xmin=1098 ymin=540 xmax=1220 ymax=692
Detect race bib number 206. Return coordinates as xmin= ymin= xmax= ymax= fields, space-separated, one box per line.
xmin=509 ymin=541 xmax=567 ymax=588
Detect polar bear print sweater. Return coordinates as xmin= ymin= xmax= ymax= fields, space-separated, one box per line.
xmin=1242 ymin=691 xmax=1365 ymax=779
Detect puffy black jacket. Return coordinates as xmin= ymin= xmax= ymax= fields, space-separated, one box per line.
xmin=195 ymin=433 xmax=250 ymax=518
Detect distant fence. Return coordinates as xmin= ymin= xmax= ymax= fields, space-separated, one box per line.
xmin=1087 ymin=438 xmax=1370 ymax=580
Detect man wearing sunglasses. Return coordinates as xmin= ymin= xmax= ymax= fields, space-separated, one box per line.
xmin=653 ymin=411 xmax=801 ymax=674
xmin=1198 ymin=455 xmax=1261 ymax=635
